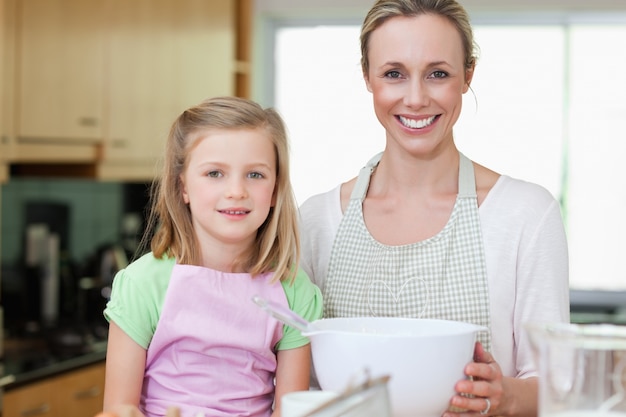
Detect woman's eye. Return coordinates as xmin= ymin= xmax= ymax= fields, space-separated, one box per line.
xmin=430 ymin=70 xmax=448 ymax=79
xmin=207 ymin=170 xmax=222 ymax=178
xmin=248 ymin=172 xmax=264 ymax=179
xmin=384 ymin=70 xmax=402 ymax=79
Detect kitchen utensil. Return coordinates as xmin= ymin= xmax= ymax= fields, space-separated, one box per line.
xmin=303 ymin=374 xmax=392 ymax=417
xmin=282 ymin=390 xmax=339 ymax=417
xmin=252 ymin=296 xmax=486 ymax=417
xmin=306 ymin=317 xmax=485 ymax=417
xmin=251 ymin=295 xmax=320 ymax=333
xmin=526 ymin=322 xmax=626 ymax=417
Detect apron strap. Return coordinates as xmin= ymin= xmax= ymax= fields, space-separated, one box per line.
xmin=351 ymin=152 xmax=476 ymax=201
xmin=351 ymin=152 xmax=383 ymax=201
xmin=458 ymin=152 xmax=477 ymax=198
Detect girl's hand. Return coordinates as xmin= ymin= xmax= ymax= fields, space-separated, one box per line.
xmin=445 ymin=342 xmax=504 ymax=416
xmin=96 ymin=405 xmax=183 ymax=417
xmin=95 ymin=404 xmax=146 ymax=417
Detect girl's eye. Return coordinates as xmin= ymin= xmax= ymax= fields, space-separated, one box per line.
xmin=384 ymin=70 xmax=403 ymax=79
xmin=207 ymin=170 xmax=222 ymax=178
xmin=248 ymin=172 xmax=264 ymax=179
xmin=430 ymin=70 xmax=448 ymax=79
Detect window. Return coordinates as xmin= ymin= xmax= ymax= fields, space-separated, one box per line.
xmin=274 ymin=25 xmax=382 ymax=204
xmin=271 ymin=16 xmax=626 ymax=292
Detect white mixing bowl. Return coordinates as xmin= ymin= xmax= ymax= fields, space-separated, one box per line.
xmin=303 ymin=317 xmax=485 ymax=417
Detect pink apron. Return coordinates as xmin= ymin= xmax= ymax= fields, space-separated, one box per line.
xmin=141 ymin=264 xmax=287 ymax=417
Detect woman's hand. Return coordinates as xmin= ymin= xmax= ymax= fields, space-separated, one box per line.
xmin=444 ymin=342 xmax=538 ymax=417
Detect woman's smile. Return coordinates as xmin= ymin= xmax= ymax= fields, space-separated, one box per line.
xmin=365 ymin=14 xmax=471 ymax=155
xmin=397 ymin=114 xmax=439 ymax=129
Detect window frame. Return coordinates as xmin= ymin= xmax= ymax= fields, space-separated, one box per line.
xmin=258 ymin=9 xmax=626 ymax=314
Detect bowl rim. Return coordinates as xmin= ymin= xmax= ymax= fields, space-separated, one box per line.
xmin=304 ymin=317 xmax=488 ymax=338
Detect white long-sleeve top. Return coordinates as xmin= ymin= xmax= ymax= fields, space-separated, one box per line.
xmin=299 ymin=175 xmax=570 ymax=378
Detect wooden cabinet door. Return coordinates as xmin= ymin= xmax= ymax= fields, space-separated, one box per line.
xmin=54 ymin=363 xmax=105 ymax=417
xmin=3 ymin=379 xmax=54 ymax=417
xmin=101 ymin=0 xmax=235 ymax=181
xmin=3 ymin=362 xmax=105 ymax=417
xmin=17 ymin=0 xmax=105 ymax=142
xmin=1 ymin=0 xmax=15 ymax=176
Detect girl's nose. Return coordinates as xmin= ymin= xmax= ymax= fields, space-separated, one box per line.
xmin=226 ymin=178 xmax=247 ymax=199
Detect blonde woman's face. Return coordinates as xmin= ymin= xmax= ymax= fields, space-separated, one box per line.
xmin=180 ymin=127 xmax=277 ymax=260
xmin=364 ymin=14 xmax=473 ymax=157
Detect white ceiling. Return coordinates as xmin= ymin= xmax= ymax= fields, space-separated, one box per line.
xmin=255 ymin=0 xmax=626 ymax=17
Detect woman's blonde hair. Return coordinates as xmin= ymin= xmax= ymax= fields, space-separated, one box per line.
xmin=360 ymin=0 xmax=478 ymax=76
xmin=143 ymin=96 xmax=300 ymax=283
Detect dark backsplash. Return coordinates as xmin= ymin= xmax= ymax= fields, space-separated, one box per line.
xmin=1 ymin=178 xmax=151 ymax=333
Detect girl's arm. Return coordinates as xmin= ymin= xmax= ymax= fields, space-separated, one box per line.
xmin=103 ymin=321 xmax=147 ymax=414
xmin=272 ymin=344 xmax=312 ymax=417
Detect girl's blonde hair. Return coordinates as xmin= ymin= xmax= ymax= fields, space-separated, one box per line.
xmin=143 ymin=96 xmax=300 ymax=283
xmin=360 ymin=0 xmax=478 ymax=76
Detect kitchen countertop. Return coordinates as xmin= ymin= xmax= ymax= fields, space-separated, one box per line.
xmin=1 ymin=326 xmax=107 ymax=391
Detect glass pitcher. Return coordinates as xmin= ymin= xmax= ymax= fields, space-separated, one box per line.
xmin=526 ymin=322 xmax=626 ymax=417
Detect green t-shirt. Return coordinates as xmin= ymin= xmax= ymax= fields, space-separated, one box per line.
xmin=104 ymin=252 xmax=323 ymax=350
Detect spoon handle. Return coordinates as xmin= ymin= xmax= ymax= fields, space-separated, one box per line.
xmin=252 ymin=295 xmax=312 ymax=333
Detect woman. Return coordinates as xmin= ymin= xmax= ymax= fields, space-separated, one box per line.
xmin=299 ymin=1 xmax=569 ymax=416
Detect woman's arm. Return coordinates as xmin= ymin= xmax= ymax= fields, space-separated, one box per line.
xmin=272 ymin=344 xmax=312 ymax=417
xmin=103 ymin=321 xmax=147 ymax=415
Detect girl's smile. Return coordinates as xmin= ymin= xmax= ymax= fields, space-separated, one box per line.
xmin=218 ymin=207 xmax=251 ymax=217
xmin=181 ymin=127 xmax=277 ymax=256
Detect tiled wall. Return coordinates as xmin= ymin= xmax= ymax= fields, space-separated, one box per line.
xmin=1 ymin=178 xmax=124 ymax=267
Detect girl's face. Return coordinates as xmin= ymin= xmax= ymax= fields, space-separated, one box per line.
xmin=180 ymin=127 xmax=277 ymax=254
xmin=364 ymin=14 xmax=473 ymax=157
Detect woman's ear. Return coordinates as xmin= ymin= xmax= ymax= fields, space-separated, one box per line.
xmin=463 ymin=64 xmax=475 ymax=93
xmin=364 ymin=71 xmax=373 ymax=93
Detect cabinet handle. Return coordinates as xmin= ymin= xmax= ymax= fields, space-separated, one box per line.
xmin=74 ymin=385 xmax=102 ymax=399
xmin=110 ymin=139 xmax=128 ymax=148
xmin=20 ymin=403 xmax=51 ymax=416
xmin=78 ymin=117 xmax=99 ymax=127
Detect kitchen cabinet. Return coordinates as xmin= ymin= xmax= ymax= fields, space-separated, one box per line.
xmin=16 ymin=0 xmax=105 ymax=143
xmin=235 ymin=0 xmax=252 ymax=99
xmin=0 ymin=0 xmax=14 ymax=183
xmin=1 ymin=0 xmax=251 ymax=180
xmin=3 ymin=361 xmax=105 ymax=417
xmin=4 ymin=0 xmax=105 ymax=164
xmin=98 ymin=0 xmax=235 ymax=181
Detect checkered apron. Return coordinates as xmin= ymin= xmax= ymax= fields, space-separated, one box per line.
xmin=324 ymin=152 xmax=491 ymax=350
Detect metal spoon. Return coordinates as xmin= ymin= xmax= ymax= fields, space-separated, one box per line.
xmin=252 ymin=295 xmax=320 ymax=333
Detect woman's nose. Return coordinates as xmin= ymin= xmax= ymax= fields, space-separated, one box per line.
xmin=404 ymin=78 xmax=429 ymax=108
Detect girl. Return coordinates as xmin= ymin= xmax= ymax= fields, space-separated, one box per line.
xmin=103 ymin=96 xmax=323 ymax=417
